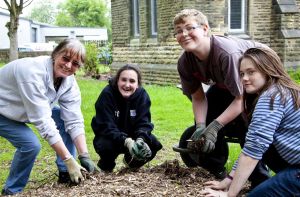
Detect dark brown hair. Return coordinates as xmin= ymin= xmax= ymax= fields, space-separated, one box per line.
xmin=111 ymin=64 xmax=142 ymax=88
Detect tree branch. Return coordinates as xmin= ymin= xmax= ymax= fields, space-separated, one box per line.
xmin=23 ymin=0 xmax=34 ymax=8
xmin=3 ymin=0 xmax=11 ymax=10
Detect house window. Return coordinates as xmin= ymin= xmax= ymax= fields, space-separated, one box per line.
xmin=131 ymin=0 xmax=140 ymax=37
xmin=228 ymin=0 xmax=246 ymax=33
xmin=150 ymin=0 xmax=157 ymax=36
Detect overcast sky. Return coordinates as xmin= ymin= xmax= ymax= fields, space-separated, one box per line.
xmin=0 ymin=0 xmax=64 ymax=16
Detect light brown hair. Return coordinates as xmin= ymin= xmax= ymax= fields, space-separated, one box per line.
xmin=173 ymin=9 xmax=209 ymax=27
xmin=240 ymin=47 xmax=300 ymax=119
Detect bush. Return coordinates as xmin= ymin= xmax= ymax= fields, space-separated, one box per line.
xmin=84 ymin=42 xmax=99 ymax=77
xmin=98 ymin=42 xmax=112 ymax=65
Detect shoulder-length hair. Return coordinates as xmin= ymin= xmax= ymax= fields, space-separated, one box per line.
xmin=111 ymin=64 xmax=142 ymax=88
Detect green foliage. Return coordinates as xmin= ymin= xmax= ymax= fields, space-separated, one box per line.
xmin=55 ymin=0 xmax=110 ymax=28
xmin=26 ymin=0 xmax=57 ymax=24
xmin=84 ymin=42 xmax=99 ymax=77
xmin=98 ymin=42 xmax=113 ymax=65
xmin=287 ymin=67 xmax=300 ymax=83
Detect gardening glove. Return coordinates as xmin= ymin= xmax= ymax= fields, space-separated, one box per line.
xmin=63 ymin=157 xmax=85 ymax=184
xmin=124 ymin=138 xmax=152 ymax=161
xmin=187 ymin=123 xmax=206 ymax=151
xmin=201 ymin=120 xmax=224 ymax=153
xmin=78 ymin=152 xmax=101 ymax=173
xmin=135 ymin=137 xmax=152 ymax=160
xmin=124 ymin=137 xmax=138 ymax=158
xmin=190 ymin=123 xmax=206 ymax=141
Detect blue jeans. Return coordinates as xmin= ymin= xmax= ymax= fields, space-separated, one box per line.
xmin=248 ymin=166 xmax=300 ymax=197
xmin=0 ymin=107 xmax=76 ymax=194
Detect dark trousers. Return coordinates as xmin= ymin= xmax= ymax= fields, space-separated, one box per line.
xmin=248 ymin=145 xmax=298 ymax=196
xmin=93 ymin=134 xmax=162 ymax=172
xmin=201 ymin=85 xmax=270 ymax=185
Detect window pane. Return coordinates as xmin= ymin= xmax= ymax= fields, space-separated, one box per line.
xmin=131 ymin=0 xmax=139 ymax=36
xmin=230 ymin=0 xmax=242 ymax=29
xmin=151 ymin=0 xmax=157 ymax=35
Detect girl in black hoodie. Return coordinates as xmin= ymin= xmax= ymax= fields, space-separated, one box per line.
xmin=92 ymin=64 xmax=162 ymax=172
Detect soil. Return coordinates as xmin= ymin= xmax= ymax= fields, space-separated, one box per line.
xmin=16 ymin=159 xmax=250 ymax=197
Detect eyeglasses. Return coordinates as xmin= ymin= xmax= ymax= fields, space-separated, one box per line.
xmin=61 ymin=55 xmax=82 ymax=68
xmin=173 ymin=25 xmax=201 ymax=37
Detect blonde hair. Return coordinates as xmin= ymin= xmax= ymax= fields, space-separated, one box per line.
xmin=173 ymin=9 xmax=209 ymax=27
xmin=51 ymin=38 xmax=86 ymax=66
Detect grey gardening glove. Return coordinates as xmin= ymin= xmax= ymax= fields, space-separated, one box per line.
xmin=187 ymin=123 xmax=206 ymax=151
xmin=190 ymin=123 xmax=206 ymax=141
xmin=124 ymin=137 xmax=152 ymax=161
xmin=78 ymin=153 xmax=101 ymax=173
xmin=63 ymin=157 xmax=85 ymax=184
xmin=201 ymin=120 xmax=224 ymax=153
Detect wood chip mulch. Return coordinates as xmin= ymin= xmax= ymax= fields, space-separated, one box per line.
xmin=16 ymin=159 xmax=249 ymax=197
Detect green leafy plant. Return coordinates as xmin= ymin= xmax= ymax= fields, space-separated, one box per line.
xmin=83 ymin=42 xmax=99 ymax=77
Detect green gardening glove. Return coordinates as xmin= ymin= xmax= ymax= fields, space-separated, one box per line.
xmin=124 ymin=138 xmax=152 ymax=161
xmin=63 ymin=157 xmax=85 ymax=184
xmin=78 ymin=153 xmax=101 ymax=173
xmin=201 ymin=120 xmax=224 ymax=153
xmin=134 ymin=138 xmax=152 ymax=160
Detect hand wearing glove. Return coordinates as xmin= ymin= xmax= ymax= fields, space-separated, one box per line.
xmin=63 ymin=157 xmax=85 ymax=184
xmin=135 ymin=138 xmax=152 ymax=159
xmin=78 ymin=152 xmax=101 ymax=173
xmin=201 ymin=120 xmax=224 ymax=153
xmin=190 ymin=123 xmax=206 ymax=141
xmin=187 ymin=123 xmax=206 ymax=151
xmin=124 ymin=137 xmax=152 ymax=161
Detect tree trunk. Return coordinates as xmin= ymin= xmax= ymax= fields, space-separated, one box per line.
xmin=7 ymin=20 xmax=19 ymax=61
xmin=5 ymin=0 xmax=21 ymax=61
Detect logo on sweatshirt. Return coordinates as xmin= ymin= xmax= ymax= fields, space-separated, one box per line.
xmin=115 ymin=111 xmax=120 ymax=117
xmin=130 ymin=110 xmax=136 ymax=117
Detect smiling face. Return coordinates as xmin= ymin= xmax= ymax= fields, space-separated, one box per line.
xmin=117 ymin=70 xmax=139 ymax=98
xmin=240 ymin=58 xmax=267 ymax=94
xmin=174 ymin=17 xmax=209 ymax=53
xmin=53 ymin=49 xmax=82 ymax=79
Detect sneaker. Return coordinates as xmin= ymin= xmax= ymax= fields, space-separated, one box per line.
xmin=58 ymin=171 xmax=71 ymax=184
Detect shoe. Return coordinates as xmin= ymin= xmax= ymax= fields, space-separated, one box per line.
xmin=57 ymin=171 xmax=71 ymax=184
xmin=211 ymin=169 xmax=227 ymax=179
xmin=1 ymin=188 xmax=14 ymax=196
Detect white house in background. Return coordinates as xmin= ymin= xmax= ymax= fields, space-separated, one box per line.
xmin=0 ymin=10 xmax=108 ymax=50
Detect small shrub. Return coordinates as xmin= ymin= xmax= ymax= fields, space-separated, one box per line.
xmin=98 ymin=42 xmax=112 ymax=66
xmin=84 ymin=42 xmax=99 ymax=77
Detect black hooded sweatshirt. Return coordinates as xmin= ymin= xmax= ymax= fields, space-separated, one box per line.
xmin=91 ymin=83 xmax=154 ymax=146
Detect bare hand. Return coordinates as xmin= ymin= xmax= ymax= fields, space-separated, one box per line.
xmin=204 ymin=179 xmax=231 ymax=191
xmin=200 ymin=188 xmax=228 ymax=197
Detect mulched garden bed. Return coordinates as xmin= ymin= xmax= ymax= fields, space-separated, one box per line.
xmin=17 ymin=159 xmax=249 ymax=197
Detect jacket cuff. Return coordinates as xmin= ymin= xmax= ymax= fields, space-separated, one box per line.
xmin=47 ymin=132 xmax=63 ymax=146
